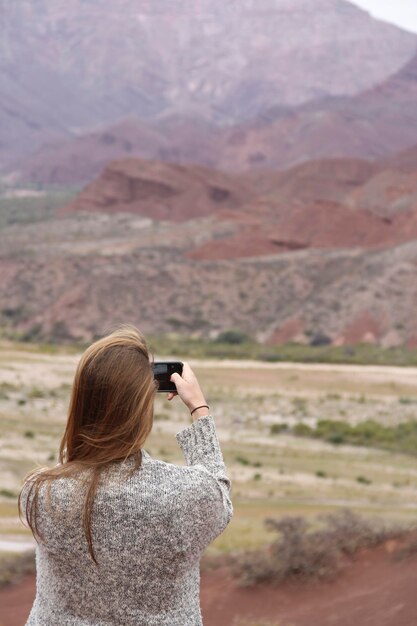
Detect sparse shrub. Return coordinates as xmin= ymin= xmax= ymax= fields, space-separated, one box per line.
xmin=270 ymin=423 xmax=288 ymax=435
xmin=24 ymin=430 xmax=35 ymax=438
xmin=49 ymin=320 xmax=73 ymax=342
xmin=253 ymin=473 xmax=262 ymax=481
xmin=310 ymin=332 xmax=332 ymax=347
xmin=166 ymin=317 xmax=187 ymax=329
xmin=215 ymin=330 xmax=252 ymax=345
xmin=21 ymin=323 xmax=43 ymax=342
xmin=328 ymin=432 xmax=346 ymax=445
xmin=356 ymin=475 xmax=372 ymax=485
xmin=399 ymin=397 xmax=417 ymax=405
xmin=316 ymin=470 xmax=327 ymax=478
xmin=17 ymin=398 xmax=27 ymax=406
xmin=47 ymin=452 xmax=55 ymax=462
xmin=28 ymin=386 xmax=46 ymax=399
xmin=292 ymin=397 xmax=308 ymax=414
xmin=253 ymin=461 xmax=263 ymax=468
xmin=1 ymin=306 xmax=26 ymax=321
xmin=293 ymin=423 xmax=313 ymax=437
xmin=318 ymin=509 xmax=390 ymax=556
xmin=230 ymin=509 xmax=405 ymax=587
xmin=291 ymin=418 xmax=417 ymax=455
xmin=0 ymin=488 xmax=15 ymax=498
xmin=236 ymin=456 xmax=250 ymax=466
xmin=392 ymin=531 xmax=417 ymax=561
xmin=326 ymin=393 xmax=341 ymax=401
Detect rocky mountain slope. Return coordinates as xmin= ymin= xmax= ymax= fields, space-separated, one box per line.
xmin=1 ymin=0 xmax=416 ymax=171
xmin=12 ymin=50 xmax=417 ymax=185
xmin=1 ymin=147 xmax=417 ymax=347
xmin=218 ymin=51 xmax=417 ymax=171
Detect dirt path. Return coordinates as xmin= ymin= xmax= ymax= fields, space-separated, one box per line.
xmin=2 ymin=544 xmax=417 ymax=626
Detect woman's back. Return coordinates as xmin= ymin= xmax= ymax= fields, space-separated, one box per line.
xmin=23 ymin=413 xmax=233 ymax=626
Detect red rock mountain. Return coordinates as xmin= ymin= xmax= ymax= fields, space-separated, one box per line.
xmin=1 ymin=0 xmax=416 ymax=171
xmin=60 ymin=159 xmax=252 ymax=222
xmin=1 ymin=146 xmax=417 ymax=347
xmin=63 ymin=148 xmax=417 ymax=261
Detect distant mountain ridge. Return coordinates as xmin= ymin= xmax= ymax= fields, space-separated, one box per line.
xmin=11 ymin=50 xmax=417 ymax=185
xmin=1 ymin=0 xmax=416 ymax=170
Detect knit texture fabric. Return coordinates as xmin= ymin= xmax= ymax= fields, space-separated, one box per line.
xmin=22 ymin=413 xmax=233 ymax=625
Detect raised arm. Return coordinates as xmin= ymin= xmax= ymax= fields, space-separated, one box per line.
xmin=167 ymin=361 xmax=233 ymax=554
xmin=175 ymin=412 xmax=233 ymax=556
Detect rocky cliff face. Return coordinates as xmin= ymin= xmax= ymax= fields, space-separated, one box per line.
xmin=1 ymin=0 xmax=416 ymax=169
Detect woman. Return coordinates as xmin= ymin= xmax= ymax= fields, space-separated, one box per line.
xmin=19 ymin=324 xmax=233 ymax=626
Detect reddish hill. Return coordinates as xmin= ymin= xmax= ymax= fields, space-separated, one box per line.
xmin=60 ymin=149 xmax=417 ymax=260
xmin=60 ymin=158 xmax=251 ymax=222
xmin=3 ymin=147 xmax=417 ymax=347
xmin=186 ymin=201 xmax=417 ymax=260
xmin=191 ymin=146 xmax=417 ymax=259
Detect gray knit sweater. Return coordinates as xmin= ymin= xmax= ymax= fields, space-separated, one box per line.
xmin=22 ymin=413 xmax=233 ymax=626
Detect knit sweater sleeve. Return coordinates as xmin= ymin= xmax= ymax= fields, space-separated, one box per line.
xmin=175 ymin=413 xmax=233 ymax=556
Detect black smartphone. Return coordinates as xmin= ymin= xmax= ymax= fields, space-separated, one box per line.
xmin=153 ymin=361 xmax=183 ymax=392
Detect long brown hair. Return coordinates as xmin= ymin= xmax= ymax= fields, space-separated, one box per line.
xmin=18 ymin=324 xmax=157 ymax=565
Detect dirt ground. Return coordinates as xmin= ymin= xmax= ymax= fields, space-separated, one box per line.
xmin=1 ymin=542 xmax=417 ymax=626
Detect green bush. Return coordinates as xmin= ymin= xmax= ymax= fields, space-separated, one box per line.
xmin=214 ymin=330 xmax=252 ymax=345
xmin=356 ymin=475 xmax=372 ymax=485
xmin=236 ymin=456 xmax=251 ymax=466
xmin=0 ymin=488 xmax=15 ymax=498
xmin=291 ymin=418 xmax=417 ymax=455
xmin=270 ymin=423 xmax=288 ymax=435
xmin=27 ymin=386 xmax=47 ymax=399
xmin=293 ymin=423 xmax=314 ymax=437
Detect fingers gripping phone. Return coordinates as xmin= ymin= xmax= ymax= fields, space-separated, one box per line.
xmin=153 ymin=361 xmax=183 ymax=392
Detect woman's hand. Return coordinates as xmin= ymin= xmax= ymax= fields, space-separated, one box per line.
xmin=168 ymin=361 xmax=208 ymax=417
